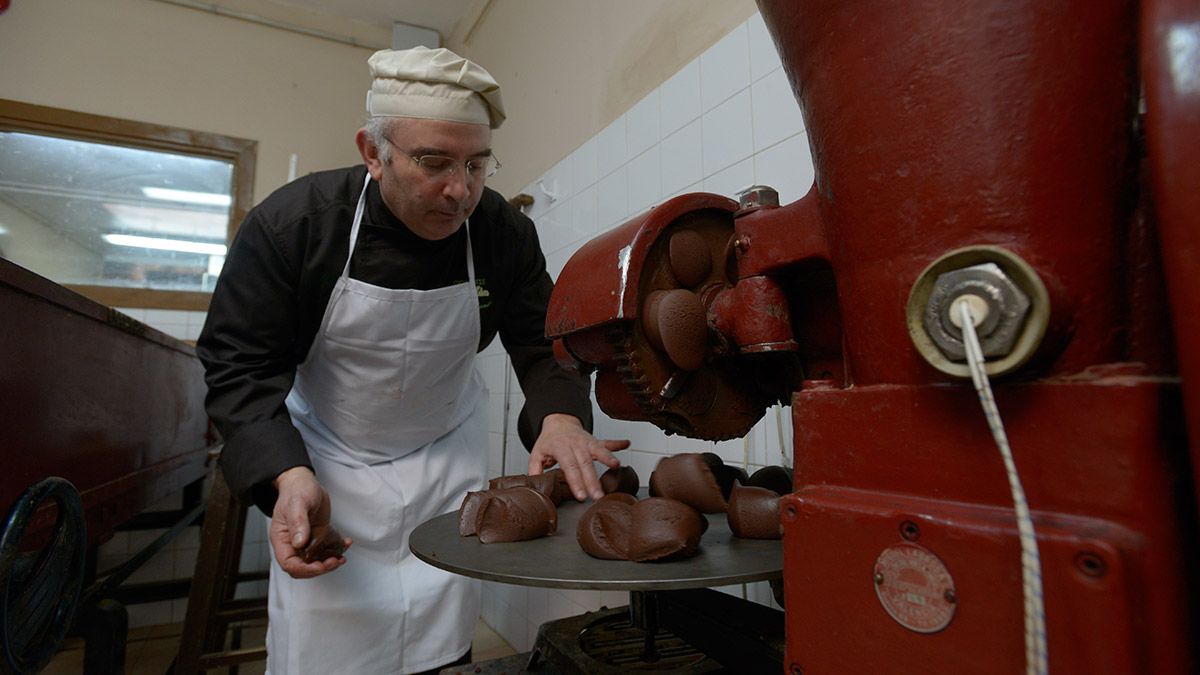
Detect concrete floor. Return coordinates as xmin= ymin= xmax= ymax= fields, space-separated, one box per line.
xmin=43 ymin=619 xmax=516 ymax=674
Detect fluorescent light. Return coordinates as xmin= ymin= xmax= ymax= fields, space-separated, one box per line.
xmin=142 ymin=187 xmax=232 ymax=207
xmin=104 ymin=233 xmax=228 ymax=256
xmin=0 ymin=225 xmax=8 ymax=235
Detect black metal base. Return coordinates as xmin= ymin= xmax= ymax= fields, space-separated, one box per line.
xmin=448 ymin=588 xmax=784 ymax=675
xmin=529 ymin=606 xmax=720 ymax=674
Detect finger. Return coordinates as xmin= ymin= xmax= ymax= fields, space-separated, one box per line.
xmin=527 ymin=453 xmax=543 ymax=475
xmin=556 ymin=455 xmax=590 ymax=502
xmin=573 ymin=445 xmax=605 ymax=500
xmin=604 ymin=439 xmax=631 ymax=451
xmin=279 ymin=555 xmax=333 ymax=579
xmin=270 ymin=535 xmax=298 ymax=570
xmin=285 ymin=501 xmax=312 ymax=549
xmin=589 ymin=443 xmax=623 ymax=469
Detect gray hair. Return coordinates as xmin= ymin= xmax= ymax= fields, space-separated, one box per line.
xmin=364 ymin=116 xmax=397 ymax=164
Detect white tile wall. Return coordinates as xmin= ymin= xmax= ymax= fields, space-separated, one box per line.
xmin=492 ymin=10 xmax=807 ymax=651
xmin=700 ymin=23 xmax=751 ymax=111
xmin=701 ymin=89 xmax=755 ymax=177
xmin=660 ymin=61 xmax=702 ymax=138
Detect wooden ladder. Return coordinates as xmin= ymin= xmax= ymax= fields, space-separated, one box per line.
xmin=174 ymin=467 xmax=268 ymax=674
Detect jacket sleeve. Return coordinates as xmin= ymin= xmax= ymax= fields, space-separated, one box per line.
xmin=495 ymin=206 xmax=595 ymax=449
xmin=196 ymin=209 xmax=311 ymax=514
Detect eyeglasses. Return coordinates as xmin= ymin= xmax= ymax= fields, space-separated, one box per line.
xmin=384 ymin=137 xmax=501 ymax=179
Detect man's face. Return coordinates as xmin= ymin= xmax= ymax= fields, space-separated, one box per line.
xmin=359 ymin=118 xmax=493 ymax=240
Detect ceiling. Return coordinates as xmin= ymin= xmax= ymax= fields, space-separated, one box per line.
xmin=270 ymin=0 xmax=480 ymax=37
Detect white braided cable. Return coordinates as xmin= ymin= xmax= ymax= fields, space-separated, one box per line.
xmin=956 ymin=298 xmax=1048 ymax=675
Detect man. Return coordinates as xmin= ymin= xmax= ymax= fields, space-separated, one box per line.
xmin=197 ymin=46 xmax=627 ymax=674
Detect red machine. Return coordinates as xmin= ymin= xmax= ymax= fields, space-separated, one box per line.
xmin=547 ymin=1 xmax=1199 ymax=672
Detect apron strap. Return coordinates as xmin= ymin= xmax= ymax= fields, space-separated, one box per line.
xmin=341 ymin=171 xmax=373 ymax=280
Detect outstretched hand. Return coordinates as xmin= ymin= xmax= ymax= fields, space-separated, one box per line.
xmin=528 ymin=414 xmax=630 ymax=501
xmin=270 ymin=467 xmax=352 ymax=579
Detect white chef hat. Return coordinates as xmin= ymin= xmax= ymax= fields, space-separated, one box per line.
xmin=366 ymin=46 xmax=506 ymax=129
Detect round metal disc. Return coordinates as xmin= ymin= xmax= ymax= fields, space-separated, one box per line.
xmin=409 ymin=489 xmax=782 ymax=591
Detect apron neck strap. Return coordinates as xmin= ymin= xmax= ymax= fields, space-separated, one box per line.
xmin=344 ymin=172 xmax=476 ymax=288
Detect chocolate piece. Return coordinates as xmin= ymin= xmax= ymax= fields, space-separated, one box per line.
xmin=543 ymin=469 xmax=574 ymax=505
xmin=458 ymin=490 xmax=490 ymax=536
xmin=701 ymin=453 xmax=748 ymax=501
xmin=487 ymin=470 xmax=572 ymax=505
xmin=668 ymin=229 xmax=713 ymax=288
xmin=577 ymin=493 xmax=637 ymax=560
xmin=476 ymin=487 xmax=558 ymax=544
xmin=300 ymin=524 xmax=347 ymax=563
xmin=627 ymin=498 xmax=706 ymax=562
xmin=649 ymin=453 xmax=728 ymax=513
xmin=488 ymin=475 xmax=528 ymax=491
xmin=747 ymin=465 xmax=792 ymax=496
xmin=727 ymin=484 xmax=783 ymax=539
xmin=600 ymin=465 xmax=639 ymax=495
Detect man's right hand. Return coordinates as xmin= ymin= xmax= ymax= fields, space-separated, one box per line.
xmin=270 ymin=466 xmax=351 ymax=579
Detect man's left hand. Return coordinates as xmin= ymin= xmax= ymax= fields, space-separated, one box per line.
xmin=529 ymin=414 xmax=630 ymax=501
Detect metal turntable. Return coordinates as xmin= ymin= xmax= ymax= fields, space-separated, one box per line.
xmin=410 ymin=489 xmax=785 ymax=673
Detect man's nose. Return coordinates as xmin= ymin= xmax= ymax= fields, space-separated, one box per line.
xmin=441 ymin=168 xmax=470 ymax=201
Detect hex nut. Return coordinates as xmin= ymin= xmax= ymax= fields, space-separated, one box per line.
xmin=923 ymin=262 xmax=1031 ymax=360
xmin=736 ymin=185 xmax=780 ymax=210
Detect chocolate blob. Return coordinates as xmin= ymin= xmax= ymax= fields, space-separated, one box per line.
xmin=668 ymin=229 xmax=713 ymax=288
xmin=300 ymin=524 xmax=347 ymax=563
xmin=577 ymin=493 xmax=637 ymax=560
xmin=488 ymin=470 xmax=572 ymax=505
xmin=701 ymin=452 xmax=748 ymax=501
xmin=476 ymin=487 xmax=558 ymax=544
xmin=458 ymin=490 xmax=490 ymax=536
xmin=727 ymin=484 xmax=783 ymax=539
xmin=747 ymin=465 xmax=792 ymax=496
xmin=649 ymin=453 xmax=728 ymax=513
xmin=627 ymin=497 xmax=707 ymax=561
xmin=600 ymin=465 xmax=640 ymax=495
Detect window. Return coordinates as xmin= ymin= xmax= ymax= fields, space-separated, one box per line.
xmin=0 ymin=99 xmax=256 ymax=310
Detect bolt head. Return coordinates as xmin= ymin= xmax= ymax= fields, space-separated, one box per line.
xmin=923 ymin=262 xmax=1031 ymax=360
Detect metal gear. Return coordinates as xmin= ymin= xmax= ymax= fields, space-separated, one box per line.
xmin=601 ymin=209 xmax=786 ymax=441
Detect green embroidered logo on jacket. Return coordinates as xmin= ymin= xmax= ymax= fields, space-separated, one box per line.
xmin=475 ymin=278 xmax=492 ymax=309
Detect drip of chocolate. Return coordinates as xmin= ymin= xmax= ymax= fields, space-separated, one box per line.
xmin=727 ymin=483 xmax=783 ymax=539
xmin=627 ymin=498 xmax=707 ymax=561
xmin=747 ymin=465 xmax=792 ymax=496
xmin=300 ymin=524 xmax=347 ymax=563
xmin=576 ymin=493 xmax=637 ymax=560
xmin=476 ymin=487 xmax=558 ymax=544
xmin=599 ymin=465 xmax=640 ymax=495
xmin=648 ymin=453 xmax=728 ymax=513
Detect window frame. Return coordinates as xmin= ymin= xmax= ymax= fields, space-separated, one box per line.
xmin=0 ymin=98 xmax=256 ymax=311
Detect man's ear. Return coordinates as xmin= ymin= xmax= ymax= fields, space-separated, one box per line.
xmin=355 ymin=128 xmax=385 ymax=181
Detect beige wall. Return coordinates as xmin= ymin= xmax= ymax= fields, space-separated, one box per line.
xmin=452 ymin=0 xmax=759 ymax=196
xmin=0 ymin=0 xmax=755 ymax=205
xmin=0 ymin=0 xmax=372 ymax=207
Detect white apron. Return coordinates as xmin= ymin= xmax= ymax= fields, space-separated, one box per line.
xmin=267 ymin=173 xmax=488 ymax=674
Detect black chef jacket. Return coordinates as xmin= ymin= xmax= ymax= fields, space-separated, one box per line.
xmin=196 ymin=165 xmax=593 ymax=513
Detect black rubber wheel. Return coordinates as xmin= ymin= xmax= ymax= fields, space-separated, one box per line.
xmin=0 ymin=478 xmax=87 ymax=675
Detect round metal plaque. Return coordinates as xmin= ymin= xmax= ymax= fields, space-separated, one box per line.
xmin=873 ymin=543 xmax=956 ymax=634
